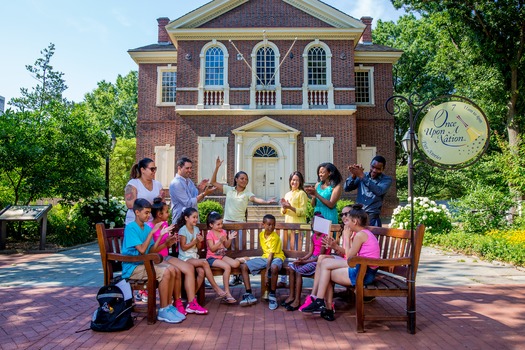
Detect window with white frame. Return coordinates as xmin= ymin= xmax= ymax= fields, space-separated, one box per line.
xmin=355 ymin=67 xmax=374 ymax=104
xmin=308 ymin=47 xmax=327 ymax=85
xmin=256 ymin=46 xmax=276 ymax=87
xmin=157 ymin=66 xmax=177 ymax=105
xmin=205 ymin=47 xmax=224 ymax=86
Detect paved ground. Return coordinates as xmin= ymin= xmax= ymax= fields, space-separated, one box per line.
xmin=1 ymin=244 xmax=525 ymax=349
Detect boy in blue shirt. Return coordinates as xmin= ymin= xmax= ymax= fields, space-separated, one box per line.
xmin=239 ymin=214 xmax=285 ymax=310
xmin=122 ymin=198 xmax=184 ymax=323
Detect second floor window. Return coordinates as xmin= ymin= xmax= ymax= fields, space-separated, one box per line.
xmin=355 ymin=70 xmax=371 ymax=104
xmin=205 ymin=47 xmax=224 ymax=86
xmin=308 ymin=47 xmax=327 ymax=85
xmin=161 ymin=71 xmax=177 ymax=103
xmin=256 ymin=47 xmax=276 ymax=87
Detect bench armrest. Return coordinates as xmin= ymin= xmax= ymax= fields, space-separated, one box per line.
xmin=106 ymin=252 xmax=163 ymax=264
xmin=348 ymin=256 xmax=411 ymax=268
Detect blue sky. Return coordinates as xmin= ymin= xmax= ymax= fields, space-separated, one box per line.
xmin=0 ymin=0 xmax=405 ymax=104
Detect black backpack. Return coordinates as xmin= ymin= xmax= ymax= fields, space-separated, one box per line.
xmin=90 ymin=284 xmax=134 ymax=332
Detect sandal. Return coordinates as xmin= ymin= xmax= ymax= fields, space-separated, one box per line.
xmin=280 ymin=299 xmax=294 ymax=307
xmin=216 ymin=291 xmax=227 ymax=299
xmin=223 ymin=295 xmax=237 ymax=304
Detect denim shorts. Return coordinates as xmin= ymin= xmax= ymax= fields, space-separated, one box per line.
xmin=207 ymin=257 xmax=219 ymax=266
xmin=245 ymin=257 xmax=283 ymax=275
xmin=348 ymin=264 xmax=377 ymax=286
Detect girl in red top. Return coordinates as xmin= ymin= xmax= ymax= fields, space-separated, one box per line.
xmin=205 ymin=211 xmax=239 ymax=303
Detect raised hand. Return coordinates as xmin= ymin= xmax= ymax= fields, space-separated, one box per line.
xmin=215 ymin=156 xmax=224 ymax=169
xmin=228 ymin=231 xmax=238 ymax=240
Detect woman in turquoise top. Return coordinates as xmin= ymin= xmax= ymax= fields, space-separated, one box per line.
xmin=305 ymin=162 xmax=343 ymax=224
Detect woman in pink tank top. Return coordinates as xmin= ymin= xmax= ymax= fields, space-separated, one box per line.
xmin=300 ymin=204 xmax=380 ymax=320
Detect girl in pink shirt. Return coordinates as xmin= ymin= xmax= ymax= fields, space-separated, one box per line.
xmin=205 ymin=212 xmax=239 ymax=304
xmin=282 ymin=215 xmax=331 ymax=311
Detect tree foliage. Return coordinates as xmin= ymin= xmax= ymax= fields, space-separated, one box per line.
xmin=0 ymin=44 xmax=109 ymax=205
xmin=83 ymin=71 xmax=138 ymax=138
xmin=109 ymin=137 xmax=137 ymax=198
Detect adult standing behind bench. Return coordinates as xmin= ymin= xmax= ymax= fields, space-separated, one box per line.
xmin=210 ymin=156 xmax=277 ymax=286
xmin=304 ymin=162 xmax=343 ymax=225
xmin=169 ymin=157 xmax=216 ymax=224
xmin=344 ymin=155 xmax=392 ymax=227
xmin=124 ymin=158 xmax=166 ymax=226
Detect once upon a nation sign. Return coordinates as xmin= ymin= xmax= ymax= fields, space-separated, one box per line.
xmin=418 ymin=98 xmax=489 ymax=168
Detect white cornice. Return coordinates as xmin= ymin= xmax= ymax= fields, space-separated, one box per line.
xmin=175 ymin=106 xmax=357 ymax=116
xmin=354 ymin=51 xmax=403 ymax=64
xmin=168 ymin=28 xmax=363 ymax=42
xmin=128 ymin=51 xmax=177 ymax=64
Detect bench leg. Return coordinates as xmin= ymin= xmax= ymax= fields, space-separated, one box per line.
xmin=355 ymin=289 xmax=365 ymax=333
xmin=146 ymin=281 xmax=157 ymax=325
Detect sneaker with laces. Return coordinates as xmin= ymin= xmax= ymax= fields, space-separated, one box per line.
xmin=168 ymin=305 xmax=186 ymax=322
xmin=174 ymin=299 xmax=187 ymax=316
xmin=320 ymin=308 xmax=335 ymax=321
xmin=158 ymin=306 xmax=183 ymax=323
xmin=135 ymin=290 xmax=148 ymax=302
xmin=229 ymin=275 xmax=242 ymax=286
xmin=239 ymin=293 xmax=250 ymax=307
xmin=268 ymin=293 xmax=278 ymax=310
xmin=298 ymin=295 xmax=314 ymax=312
xmin=301 ymin=298 xmax=325 ymax=313
xmin=247 ymin=293 xmax=257 ymax=305
xmin=186 ymin=299 xmax=208 ymax=315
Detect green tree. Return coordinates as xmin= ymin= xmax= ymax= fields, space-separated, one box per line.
xmin=0 ymin=44 xmax=109 ymax=205
xmin=109 ymin=137 xmax=137 ymax=198
xmin=83 ymin=71 xmax=138 ymax=138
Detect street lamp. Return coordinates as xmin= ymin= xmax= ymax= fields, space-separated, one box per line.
xmin=105 ymin=132 xmax=117 ymax=204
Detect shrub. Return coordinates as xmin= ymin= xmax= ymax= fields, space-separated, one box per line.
xmin=450 ymin=184 xmax=513 ymax=234
xmin=47 ymin=204 xmax=93 ymax=247
xmin=75 ymin=196 xmax=126 ymax=229
xmin=198 ymin=200 xmax=224 ymax=223
xmin=390 ymin=197 xmax=452 ymax=234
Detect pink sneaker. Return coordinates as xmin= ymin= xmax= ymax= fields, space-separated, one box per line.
xmin=299 ymin=295 xmax=315 ymax=312
xmin=185 ymin=299 xmax=208 ymax=315
xmin=174 ymin=299 xmax=187 ymax=316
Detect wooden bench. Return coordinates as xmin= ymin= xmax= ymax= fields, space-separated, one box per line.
xmin=195 ymin=222 xmax=342 ymax=304
xmin=349 ymin=224 xmax=425 ymax=333
xmin=95 ymin=223 xmax=162 ymax=325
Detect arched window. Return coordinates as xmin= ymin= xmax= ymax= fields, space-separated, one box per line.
xmin=308 ymin=47 xmax=327 ymax=86
xmin=256 ymin=47 xmax=276 ymax=87
xmin=253 ymin=145 xmax=278 ymax=158
xmin=205 ymin=47 xmax=224 ymax=86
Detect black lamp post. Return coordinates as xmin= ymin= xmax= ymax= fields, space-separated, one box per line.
xmin=105 ymin=132 xmax=117 ymax=204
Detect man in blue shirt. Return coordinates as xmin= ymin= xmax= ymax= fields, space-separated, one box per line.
xmin=344 ymin=155 xmax=392 ymax=227
xmin=169 ymin=157 xmax=216 ymax=223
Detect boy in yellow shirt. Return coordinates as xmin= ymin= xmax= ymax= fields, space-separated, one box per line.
xmin=239 ymin=214 xmax=285 ymax=310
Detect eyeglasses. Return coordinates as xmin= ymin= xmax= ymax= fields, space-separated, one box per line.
xmin=340 ymin=212 xmax=351 ymax=218
xmin=147 ymin=167 xmax=157 ymax=172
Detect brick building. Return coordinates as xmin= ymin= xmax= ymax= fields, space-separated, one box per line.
xmin=128 ymin=0 xmax=402 ymax=214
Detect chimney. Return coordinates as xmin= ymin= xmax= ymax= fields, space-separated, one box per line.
xmin=157 ymin=17 xmax=170 ymax=44
xmin=359 ymin=17 xmax=373 ymax=45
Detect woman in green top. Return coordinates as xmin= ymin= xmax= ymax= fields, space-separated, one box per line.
xmin=304 ymin=162 xmax=342 ymax=224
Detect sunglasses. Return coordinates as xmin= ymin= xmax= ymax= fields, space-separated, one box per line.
xmin=147 ymin=167 xmax=158 ymax=172
xmin=340 ymin=212 xmax=351 ymax=218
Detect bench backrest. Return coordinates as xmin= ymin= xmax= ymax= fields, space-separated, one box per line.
xmin=196 ymin=222 xmax=342 ymax=259
xmin=367 ymin=224 xmax=425 ymax=279
xmin=96 ymin=223 xmax=125 ymax=285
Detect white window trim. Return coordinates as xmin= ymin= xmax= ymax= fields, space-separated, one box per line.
xmin=355 ymin=65 xmax=375 ymax=106
xmin=156 ymin=65 xmax=177 ymax=107
xmin=198 ymin=40 xmax=230 ymax=108
xmin=250 ymin=41 xmax=282 ymax=108
xmin=302 ymin=40 xmax=334 ymax=109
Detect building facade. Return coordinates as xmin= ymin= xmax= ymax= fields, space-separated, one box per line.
xmin=128 ymin=0 xmax=402 ymax=213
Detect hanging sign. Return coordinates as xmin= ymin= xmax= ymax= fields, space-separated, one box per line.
xmin=418 ymin=98 xmax=489 ymax=168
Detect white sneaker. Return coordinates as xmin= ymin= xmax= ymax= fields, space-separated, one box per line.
xmin=158 ymin=306 xmax=183 ymax=323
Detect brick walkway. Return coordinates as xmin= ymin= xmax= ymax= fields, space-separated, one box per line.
xmin=1 ymin=245 xmax=525 ymax=349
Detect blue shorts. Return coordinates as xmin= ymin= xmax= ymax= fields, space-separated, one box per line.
xmin=245 ymin=257 xmax=283 ymax=276
xmin=207 ymin=257 xmax=219 ymax=266
xmin=348 ymin=264 xmax=377 ymax=286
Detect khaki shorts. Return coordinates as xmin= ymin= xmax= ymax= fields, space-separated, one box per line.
xmin=129 ymin=262 xmax=170 ymax=283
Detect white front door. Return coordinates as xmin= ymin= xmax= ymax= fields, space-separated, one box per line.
xmin=253 ymin=159 xmax=278 ymax=200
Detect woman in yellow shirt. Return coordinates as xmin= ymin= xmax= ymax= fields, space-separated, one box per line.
xmin=280 ymin=171 xmax=308 ymax=223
